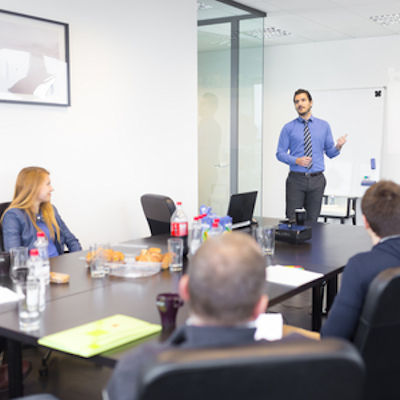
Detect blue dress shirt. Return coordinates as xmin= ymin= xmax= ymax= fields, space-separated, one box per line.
xmin=276 ymin=116 xmax=340 ymax=173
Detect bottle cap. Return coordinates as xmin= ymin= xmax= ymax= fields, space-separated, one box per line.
xmin=30 ymin=248 xmax=39 ymax=256
xmin=37 ymin=231 xmax=45 ymax=237
xmin=177 ymin=201 xmax=182 ymax=206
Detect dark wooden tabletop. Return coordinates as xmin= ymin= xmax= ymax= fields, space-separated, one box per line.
xmin=0 ymin=220 xmax=371 ymax=366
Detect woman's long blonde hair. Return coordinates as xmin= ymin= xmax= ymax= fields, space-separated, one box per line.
xmin=2 ymin=167 xmax=60 ymax=240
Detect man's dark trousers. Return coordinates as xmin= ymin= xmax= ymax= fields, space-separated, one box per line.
xmin=286 ymin=171 xmax=326 ymax=223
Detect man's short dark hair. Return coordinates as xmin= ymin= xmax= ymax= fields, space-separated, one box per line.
xmin=293 ymin=89 xmax=312 ymax=102
xmin=362 ymin=180 xmax=400 ymax=237
xmin=188 ymin=232 xmax=266 ymax=325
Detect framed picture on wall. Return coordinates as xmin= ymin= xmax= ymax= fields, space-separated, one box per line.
xmin=0 ymin=9 xmax=70 ymax=107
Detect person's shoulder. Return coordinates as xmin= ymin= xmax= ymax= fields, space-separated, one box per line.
xmin=3 ymin=207 xmax=26 ymax=220
xmin=311 ymin=116 xmax=330 ymax=126
xmin=282 ymin=118 xmax=300 ymax=130
xmin=345 ymin=247 xmax=387 ymax=276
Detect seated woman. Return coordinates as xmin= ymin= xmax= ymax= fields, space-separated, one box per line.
xmin=1 ymin=166 xmax=81 ymax=256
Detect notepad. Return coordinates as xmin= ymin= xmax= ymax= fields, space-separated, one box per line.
xmin=266 ymin=265 xmax=323 ymax=287
xmin=254 ymin=313 xmax=283 ymax=341
xmin=0 ymin=287 xmax=24 ymax=313
xmin=38 ymin=314 xmax=161 ymax=358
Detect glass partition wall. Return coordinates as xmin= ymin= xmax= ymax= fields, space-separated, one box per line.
xmin=198 ymin=0 xmax=265 ymax=216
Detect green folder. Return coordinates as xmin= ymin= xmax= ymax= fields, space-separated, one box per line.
xmin=38 ymin=314 xmax=162 ymax=358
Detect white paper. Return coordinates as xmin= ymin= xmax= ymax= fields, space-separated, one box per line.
xmin=0 ymin=287 xmax=23 ymax=313
xmin=266 ymin=265 xmax=323 ymax=287
xmin=254 ymin=313 xmax=283 ymax=341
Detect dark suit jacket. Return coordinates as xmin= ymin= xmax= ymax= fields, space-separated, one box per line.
xmin=105 ymin=324 xmax=261 ymax=400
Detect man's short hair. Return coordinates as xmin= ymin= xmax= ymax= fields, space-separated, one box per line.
xmin=362 ymin=180 xmax=400 ymax=237
xmin=293 ymin=88 xmax=312 ymax=102
xmin=187 ymin=232 xmax=266 ymax=325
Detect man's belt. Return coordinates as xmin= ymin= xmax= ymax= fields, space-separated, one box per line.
xmin=289 ymin=171 xmax=323 ymax=177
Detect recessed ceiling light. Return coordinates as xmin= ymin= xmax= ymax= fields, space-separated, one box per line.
xmin=370 ymin=13 xmax=400 ymax=26
xmin=245 ymin=26 xmax=292 ymax=40
xmin=198 ymin=1 xmax=213 ymax=11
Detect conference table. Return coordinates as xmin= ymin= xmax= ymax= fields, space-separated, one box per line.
xmin=0 ymin=219 xmax=371 ymax=397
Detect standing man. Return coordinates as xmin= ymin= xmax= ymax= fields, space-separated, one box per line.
xmin=276 ymin=89 xmax=347 ymax=223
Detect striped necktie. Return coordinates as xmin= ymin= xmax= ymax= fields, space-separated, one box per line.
xmin=304 ymin=120 xmax=313 ymax=169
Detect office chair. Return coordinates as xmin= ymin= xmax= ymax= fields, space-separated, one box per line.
xmin=353 ymin=266 xmax=400 ymax=400
xmin=15 ymin=395 xmax=59 ymax=400
xmin=137 ymin=339 xmax=365 ymax=400
xmin=320 ymin=195 xmax=357 ymax=225
xmin=140 ymin=194 xmax=176 ymax=236
xmin=0 ymin=201 xmax=11 ymax=251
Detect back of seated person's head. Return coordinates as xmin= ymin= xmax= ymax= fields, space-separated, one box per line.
xmin=180 ymin=232 xmax=267 ymax=326
xmin=362 ymin=180 xmax=400 ymax=238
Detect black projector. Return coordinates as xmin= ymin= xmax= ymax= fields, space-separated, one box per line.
xmin=275 ymin=223 xmax=312 ymax=244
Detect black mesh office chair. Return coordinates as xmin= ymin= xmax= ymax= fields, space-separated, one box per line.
xmin=140 ymin=194 xmax=176 ymax=236
xmin=137 ymin=339 xmax=365 ymax=400
xmin=15 ymin=395 xmax=59 ymax=400
xmin=0 ymin=201 xmax=11 ymax=251
xmin=353 ymin=267 xmax=400 ymax=400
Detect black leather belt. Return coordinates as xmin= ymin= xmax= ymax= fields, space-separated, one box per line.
xmin=290 ymin=171 xmax=323 ymax=177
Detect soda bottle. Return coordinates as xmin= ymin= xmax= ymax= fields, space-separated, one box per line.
xmin=28 ymin=248 xmax=46 ymax=312
xmin=170 ymin=202 xmax=188 ymax=256
xmin=34 ymin=231 xmax=50 ymax=285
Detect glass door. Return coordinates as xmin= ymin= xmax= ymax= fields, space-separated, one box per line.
xmin=198 ymin=1 xmax=265 ymax=217
xmin=198 ymin=23 xmax=231 ymax=216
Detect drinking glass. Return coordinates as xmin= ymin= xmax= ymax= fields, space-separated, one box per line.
xmin=295 ymin=208 xmax=306 ymax=225
xmin=256 ymin=226 xmax=275 ymax=256
xmin=17 ymin=280 xmax=40 ymax=332
xmin=156 ymin=293 xmax=183 ymax=332
xmin=89 ymin=245 xmax=107 ymax=278
xmin=168 ymin=238 xmax=183 ymax=271
xmin=10 ymin=247 xmax=29 ymax=285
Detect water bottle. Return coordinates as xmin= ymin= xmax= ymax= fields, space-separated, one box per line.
xmin=25 ymin=265 xmax=40 ymax=328
xmin=170 ymin=202 xmax=189 ymax=256
xmin=201 ymin=214 xmax=212 ymax=241
xmin=220 ymin=215 xmax=233 ymax=232
xmin=34 ymin=231 xmax=50 ymax=285
xmin=190 ymin=216 xmax=202 ymax=255
xmin=28 ymin=248 xmax=46 ymax=312
xmin=208 ymin=219 xmax=223 ymax=239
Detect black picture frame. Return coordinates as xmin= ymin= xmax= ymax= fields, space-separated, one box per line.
xmin=0 ymin=9 xmax=70 ymax=107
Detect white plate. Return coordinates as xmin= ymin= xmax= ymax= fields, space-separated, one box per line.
xmin=108 ymin=261 xmax=161 ymax=278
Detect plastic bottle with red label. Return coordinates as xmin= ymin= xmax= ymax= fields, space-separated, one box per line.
xmin=170 ymin=201 xmax=189 ymax=256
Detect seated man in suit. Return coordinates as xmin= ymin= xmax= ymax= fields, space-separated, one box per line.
xmin=321 ymin=180 xmax=400 ymax=339
xmin=105 ymin=232 xmax=290 ymax=400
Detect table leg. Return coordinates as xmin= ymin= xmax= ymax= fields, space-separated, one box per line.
xmin=312 ymin=284 xmax=323 ymax=331
xmin=7 ymin=338 xmax=23 ymax=398
xmin=326 ymin=275 xmax=338 ymax=313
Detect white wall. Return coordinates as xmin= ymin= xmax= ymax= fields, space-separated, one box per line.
xmin=0 ymin=0 xmax=198 ymax=247
xmin=263 ymin=35 xmax=400 ymax=219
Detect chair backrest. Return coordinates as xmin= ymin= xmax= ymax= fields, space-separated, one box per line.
xmin=140 ymin=194 xmax=176 ymax=236
xmin=353 ymin=266 xmax=400 ymax=400
xmin=0 ymin=201 xmax=11 ymax=252
xmin=137 ymin=339 xmax=365 ymax=400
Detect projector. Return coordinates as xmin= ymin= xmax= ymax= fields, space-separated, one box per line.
xmin=275 ymin=223 xmax=312 ymax=244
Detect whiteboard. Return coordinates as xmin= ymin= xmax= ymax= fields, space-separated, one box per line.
xmin=312 ymin=87 xmax=385 ymax=197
